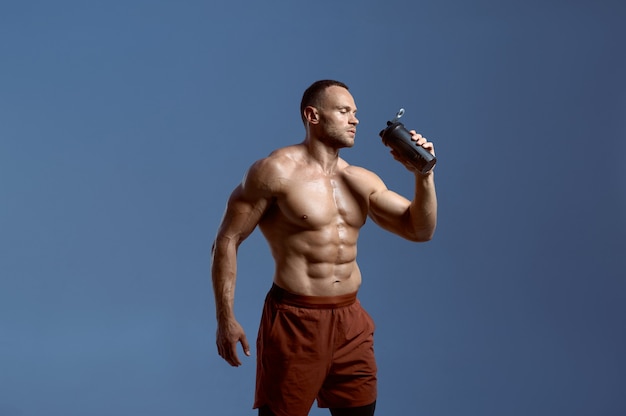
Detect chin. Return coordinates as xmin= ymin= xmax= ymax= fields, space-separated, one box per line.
xmin=324 ymin=134 xmax=355 ymax=149
xmin=336 ymin=139 xmax=354 ymax=149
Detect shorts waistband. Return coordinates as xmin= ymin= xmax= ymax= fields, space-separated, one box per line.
xmin=269 ymin=283 xmax=357 ymax=309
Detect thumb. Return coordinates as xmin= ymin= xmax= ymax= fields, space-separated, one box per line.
xmin=240 ymin=334 xmax=251 ymax=356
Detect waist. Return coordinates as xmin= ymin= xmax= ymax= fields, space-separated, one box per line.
xmin=269 ymin=283 xmax=357 ymax=309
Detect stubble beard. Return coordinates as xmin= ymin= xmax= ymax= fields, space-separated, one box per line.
xmin=321 ymin=127 xmax=355 ymax=150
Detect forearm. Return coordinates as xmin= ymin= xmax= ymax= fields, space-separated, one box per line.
xmin=408 ymin=172 xmax=437 ymax=241
xmin=211 ymin=235 xmax=251 ymax=365
xmin=211 ymin=238 xmax=238 ymax=322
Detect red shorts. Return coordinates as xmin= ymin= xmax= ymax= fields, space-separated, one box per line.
xmin=254 ymin=284 xmax=377 ymax=416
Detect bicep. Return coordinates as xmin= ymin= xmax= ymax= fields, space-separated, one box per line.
xmin=368 ymin=189 xmax=412 ymax=231
xmin=216 ymin=158 xmax=279 ymax=243
xmin=344 ymin=165 xmax=411 ymax=230
xmin=216 ymin=185 xmax=270 ymax=245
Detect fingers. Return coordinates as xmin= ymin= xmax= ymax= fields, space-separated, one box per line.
xmin=229 ymin=340 xmax=243 ymax=366
xmin=217 ymin=339 xmax=241 ymax=366
xmin=409 ymin=130 xmax=435 ymax=156
xmin=389 ymin=150 xmax=415 ymax=171
xmin=218 ymin=340 xmax=250 ymax=367
xmin=216 ymin=326 xmax=249 ymax=367
xmin=408 ymin=130 xmax=426 ymax=145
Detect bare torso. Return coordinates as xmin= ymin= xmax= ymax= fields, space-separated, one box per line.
xmin=256 ymin=145 xmax=373 ymax=296
xmin=211 ymin=83 xmax=436 ymax=367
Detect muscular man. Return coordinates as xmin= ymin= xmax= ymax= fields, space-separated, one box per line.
xmin=211 ymin=80 xmax=437 ymax=416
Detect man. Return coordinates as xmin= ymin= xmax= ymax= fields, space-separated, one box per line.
xmin=211 ymin=80 xmax=437 ymax=416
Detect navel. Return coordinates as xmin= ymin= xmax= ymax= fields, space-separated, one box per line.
xmin=301 ymin=215 xmax=308 ymax=220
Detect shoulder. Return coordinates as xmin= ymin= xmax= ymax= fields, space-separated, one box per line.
xmin=241 ymin=145 xmax=303 ymax=197
xmin=341 ymin=162 xmax=388 ymax=195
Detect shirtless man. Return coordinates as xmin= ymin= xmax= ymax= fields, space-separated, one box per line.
xmin=211 ymin=80 xmax=437 ymax=416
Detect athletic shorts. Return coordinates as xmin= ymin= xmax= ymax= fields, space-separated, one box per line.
xmin=254 ymin=284 xmax=377 ymax=416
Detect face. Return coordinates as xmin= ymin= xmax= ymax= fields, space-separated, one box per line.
xmin=310 ymin=86 xmax=359 ymax=148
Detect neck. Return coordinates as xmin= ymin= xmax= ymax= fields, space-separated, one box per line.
xmin=303 ymin=135 xmax=340 ymax=174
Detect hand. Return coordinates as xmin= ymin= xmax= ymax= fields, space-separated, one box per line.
xmin=390 ymin=130 xmax=436 ymax=174
xmin=216 ymin=318 xmax=250 ymax=366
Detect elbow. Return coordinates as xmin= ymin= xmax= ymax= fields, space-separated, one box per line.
xmin=406 ymin=225 xmax=436 ymax=242
xmin=212 ymin=234 xmax=240 ymax=257
xmin=415 ymin=234 xmax=434 ymax=243
xmin=210 ymin=238 xmax=223 ymax=258
xmin=407 ymin=234 xmax=433 ymax=243
xmin=403 ymin=208 xmax=437 ymax=242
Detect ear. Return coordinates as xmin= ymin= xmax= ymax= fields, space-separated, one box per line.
xmin=303 ymin=106 xmax=320 ymax=125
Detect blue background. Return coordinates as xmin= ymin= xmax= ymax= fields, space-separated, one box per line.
xmin=1 ymin=1 xmax=625 ymax=415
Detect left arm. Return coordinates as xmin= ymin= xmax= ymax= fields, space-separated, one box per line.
xmin=367 ymin=132 xmax=438 ymax=241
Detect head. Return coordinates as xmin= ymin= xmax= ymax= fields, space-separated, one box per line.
xmin=300 ymin=80 xmax=350 ymax=125
xmin=300 ymin=80 xmax=359 ymax=148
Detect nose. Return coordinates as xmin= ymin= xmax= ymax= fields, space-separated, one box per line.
xmin=350 ymin=114 xmax=359 ymax=125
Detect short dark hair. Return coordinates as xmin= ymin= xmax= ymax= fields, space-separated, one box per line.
xmin=300 ymin=80 xmax=349 ymax=125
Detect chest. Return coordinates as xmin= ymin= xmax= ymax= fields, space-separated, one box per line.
xmin=270 ymin=175 xmax=368 ymax=229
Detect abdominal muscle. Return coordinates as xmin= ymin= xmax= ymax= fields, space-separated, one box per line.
xmin=259 ymin=221 xmax=364 ymax=297
xmin=257 ymin=163 xmax=369 ymax=297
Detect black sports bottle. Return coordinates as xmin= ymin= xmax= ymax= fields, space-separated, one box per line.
xmin=379 ymin=108 xmax=437 ymax=175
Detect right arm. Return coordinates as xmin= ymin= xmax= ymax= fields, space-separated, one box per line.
xmin=211 ymin=161 xmax=273 ymax=366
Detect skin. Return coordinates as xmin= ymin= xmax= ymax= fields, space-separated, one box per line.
xmin=211 ymin=85 xmax=437 ymax=366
